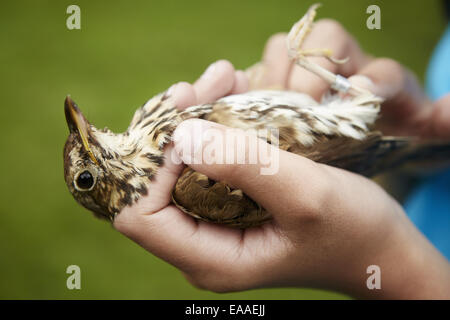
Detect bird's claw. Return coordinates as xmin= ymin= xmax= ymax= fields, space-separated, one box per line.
xmin=285 ymin=4 xmax=374 ymax=97
xmin=287 ymin=4 xmax=347 ymax=65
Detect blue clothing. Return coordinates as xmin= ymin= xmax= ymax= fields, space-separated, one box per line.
xmin=404 ymin=24 xmax=450 ymax=260
xmin=426 ymin=25 xmax=450 ymax=100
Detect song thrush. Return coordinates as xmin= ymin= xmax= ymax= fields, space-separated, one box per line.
xmin=63 ymin=4 xmax=450 ymax=228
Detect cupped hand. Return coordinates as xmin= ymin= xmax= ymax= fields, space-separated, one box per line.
xmin=113 ymin=23 xmax=450 ymax=299
xmin=115 ymin=114 xmax=450 ymax=298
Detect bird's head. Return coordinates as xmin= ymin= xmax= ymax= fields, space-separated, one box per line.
xmin=63 ymin=96 xmax=159 ymax=221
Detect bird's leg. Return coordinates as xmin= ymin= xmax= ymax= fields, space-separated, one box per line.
xmin=286 ymin=4 xmax=370 ymax=96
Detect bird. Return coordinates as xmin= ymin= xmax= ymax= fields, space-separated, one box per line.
xmin=63 ymin=4 xmax=450 ymax=228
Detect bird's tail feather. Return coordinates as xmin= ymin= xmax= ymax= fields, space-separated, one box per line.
xmin=326 ymin=136 xmax=450 ymax=177
xmin=382 ymin=139 xmax=450 ymax=174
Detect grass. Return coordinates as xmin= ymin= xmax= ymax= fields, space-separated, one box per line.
xmin=0 ymin=0 xmax=446 ymax=299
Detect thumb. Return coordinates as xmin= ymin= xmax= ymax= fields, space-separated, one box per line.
xmin=172 ymin=119 xmax=330 ymax=219
xmin=172 ymin=119 xmax=281 ymax=184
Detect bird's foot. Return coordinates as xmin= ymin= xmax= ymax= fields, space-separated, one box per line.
xmin=287 ymin=4 xmax=343 ymax=63
xmin=286 ymin=4 xmax=369 ymax=96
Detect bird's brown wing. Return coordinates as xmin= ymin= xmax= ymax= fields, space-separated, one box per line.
xmin=168 ymin=93 xmax=410 ymax=227
xmin=305 ymin=133 xmax=450 ymax=176
xmin=297 ymin=132 xmax=411 ymax=177
xmin=172 ymin=167 xmax=271 ymax=228
xmin=171 ymin=98 xmax=385 ymax=227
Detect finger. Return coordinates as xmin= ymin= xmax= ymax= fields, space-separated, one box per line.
xmin=350 ymin=58 xmax=432 ymax=135
xmin=193 ymin=60 xmax=236 ymax=104
xmin=172 ymin=119 xmax=330 ymax=223
xmin=346 ymin=75 xmax=376 ymax=93
xmin=167 ymin=81 xmax=197 ymax=110
xmin=338 ymin=74 xmax=376 ymax=99
xmin=288 ymin=19 xmax=370 ymax=100
xmin=260 ymin=33 xmax=293 ymax=89
xmin=114 ymin=143 xmax=245 ymax=273
xmin=112 ymin=145 xmax=224 ymax=270
xmin=230 ymin=70 xmax=249 ymax=94
xmin=115 ymin=205 xmax=208 ymax=272
xmin=349 ymin=58 xmax=411 ymax=100
xmin=118 ymin=144 xmax=185 ymax=214
xmin=115 ymin=197 xmax=244 ymax=274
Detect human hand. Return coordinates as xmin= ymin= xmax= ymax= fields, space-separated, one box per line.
xmin=115 ymin=115 xmax=450 ymax=298
xmin=113 ymin=26 xmax=450 ymax=298
xmin=109 ymin=59 xmax=248 ymax=217
xmin=113 ymin=60 xmax=449 ymax=299
xmin=253 ymin=20 xmax=450 ymax=138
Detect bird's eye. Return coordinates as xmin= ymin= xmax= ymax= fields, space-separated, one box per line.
xmin=75 ymin=170 xmax=95 ymax=191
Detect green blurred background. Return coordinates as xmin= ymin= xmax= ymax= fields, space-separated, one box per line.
xmin=0 ymin=0 xmax=446 ymax=299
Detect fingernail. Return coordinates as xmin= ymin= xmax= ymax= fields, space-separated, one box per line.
xmin=201 ymin=62 xmax=217 ymax=80
xmin=348 ymin=75 xmax=375 ymax=90
xmin=167 ymin=83 xmax=178 ymax=97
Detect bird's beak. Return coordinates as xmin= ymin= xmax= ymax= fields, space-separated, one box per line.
xmin=65 ymin=96 xmax=99 ymax=165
